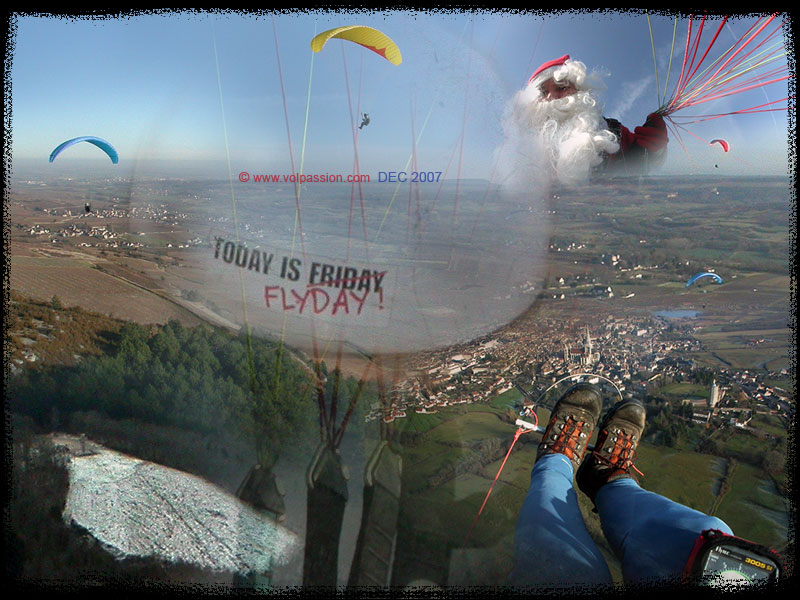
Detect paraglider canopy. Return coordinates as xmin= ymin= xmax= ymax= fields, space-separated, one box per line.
xmin=686 ymin=272 xmax=723 ymax=288
xmin=710 ymin=139 xmax=729 ymax=153
xmin=310 ymin=26 xmax=402 ymax=66
xmin=49 ymin=136 xmax=119 ymax=164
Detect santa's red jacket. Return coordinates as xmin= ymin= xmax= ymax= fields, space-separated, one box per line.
xmin=603 ymin=112 xmax=668 ymax=172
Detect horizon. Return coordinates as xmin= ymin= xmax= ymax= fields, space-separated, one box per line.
xmin=9 ymin=156 xmax=795 ymax=183
xmin=8 ymin=11 xmax=793 ymax=180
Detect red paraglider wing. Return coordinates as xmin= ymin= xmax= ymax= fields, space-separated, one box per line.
xmin=710 ymin=138 xmax=730 ymax=152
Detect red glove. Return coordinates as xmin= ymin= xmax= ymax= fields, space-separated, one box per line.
xmin=633 ymin=113 xmax=668 ymax=152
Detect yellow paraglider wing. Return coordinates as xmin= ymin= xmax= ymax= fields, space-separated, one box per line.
xmin=310 ymin=26 xmax=402 ymax=66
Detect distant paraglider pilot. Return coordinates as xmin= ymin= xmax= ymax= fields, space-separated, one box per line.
xmin=504 ymin=54 xmax=668 ymax=185
xmin=359 ymin=112 xmax=370 ymax=130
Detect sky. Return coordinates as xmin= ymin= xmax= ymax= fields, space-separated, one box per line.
xmin=7 ymin=10 xmax=794 ymax=179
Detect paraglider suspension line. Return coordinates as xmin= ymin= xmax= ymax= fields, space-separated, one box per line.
xmin=462 ymin=426 xmax=533 ymax=549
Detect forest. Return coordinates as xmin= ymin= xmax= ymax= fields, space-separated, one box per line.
xmin=8 ymin=305 xmax=374 ymax=472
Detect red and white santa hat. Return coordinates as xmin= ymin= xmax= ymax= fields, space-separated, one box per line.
xmin=528 ymin=54 xmax=571 ymax=85
xmin=528 ymin=53 xmax=595 ymax=94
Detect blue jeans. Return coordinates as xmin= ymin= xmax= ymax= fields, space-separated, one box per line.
xmin=507 ymin=454 xmax=733 ymax=588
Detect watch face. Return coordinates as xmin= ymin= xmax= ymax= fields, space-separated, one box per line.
xmin=701 ymin=544 xmax=778 ymax=586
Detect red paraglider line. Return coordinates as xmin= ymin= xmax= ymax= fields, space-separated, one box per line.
xmin=272 ymin=16 xmax=327 ymax=404
xmin=309 ymin=32 xmax=405 ymax=452
xmin=403 ymin=16 xmax=492 ymax=246
xmin=668 ymin=96 xmax=789 ymax=123
xmin=681 ymin=14 xmax=708 ymax=98
xmin=462 ymin=15 xmax=553 ymax=248
xmin=661 ymin=120 xmax=694 ymax=166
xmin=679 ymin=74 xmax=790 ymax=109
xmin=329 ymin=344 xmax=344 ymax=441
xmin=677 ymin=32 xmax=786 ymax=110
xmin=678 ymin=62 xmax=789 ymax=108
xmin=522 ymin=20 xmax=546 ymax=89
xmin=679 ymin=15 xmax=753 ymax=103
xmin=718 ymin=19 xmax=784 ymax=76
xmin=669 ymin=14 xmax=696 ymax=112
xmin=462 ymin=426 xmax=533 ymax=549
xmin=666 ymin=119 xmax=752 ymax=169
xmin=273 ymin=18 xmax=307 ymax=260
xmin=667 ymin=120 xmax=715 ymax=146
xmin=346 ymin=52 xmax=360 ymax=263
xmin=340 ymin=43 xmax=370 ymax=264
xmin=468 ymin=17 xmax=538 ymax=242
xmin=308 ymin=44 xmax=373 ymax=446
xmin=451 ymin=17 xmax=475 ymax=241
xmin=425 ymin=131 xmax=459 ymax=221
xmin=408 ymin=97 xmax=418 ymax=247
xmin=684 ymin=17 xmax=728 ymax=90
xmin=333 ymin=359 xmax=373 ymax=448
xmin=664 ymin=14 xmax=787 ymax=117
xmin=681 ymin=15 xmax=777 ymax=108
xmin=677 ymin=16 xmax=750 ymax=103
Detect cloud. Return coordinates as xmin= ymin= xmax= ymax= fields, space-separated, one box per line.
xmin=607 ymin=74 xmax=656 ymax=121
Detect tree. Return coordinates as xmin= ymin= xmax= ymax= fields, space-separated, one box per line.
xmin=699 ymin=437 xmax=722 ymax=456
xmin=761 ymin=450 xmax=785 ymax=476
xmin=662 ymin=429 xmax=675 ymax=447
xmin=149 ymin=324 xmax=181 ymax=364
xmin=118 ymin=322 xmax=152 ymax=367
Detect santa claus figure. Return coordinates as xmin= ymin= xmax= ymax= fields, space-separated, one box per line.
xmin=501 ymin=54 xmax=668 ymax=186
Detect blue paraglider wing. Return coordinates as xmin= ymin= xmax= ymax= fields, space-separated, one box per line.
xmin=686 ymin=272 xmax=723 ymax=288
xmin=49 ymin=136 xmax=119 ymax=164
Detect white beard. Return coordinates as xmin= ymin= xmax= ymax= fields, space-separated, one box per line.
xmin=497 ymin=87 xmax=620 ymax=189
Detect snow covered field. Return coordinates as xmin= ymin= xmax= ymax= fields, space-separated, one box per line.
xmin=59 ymin=436 xmax=300 ymax=576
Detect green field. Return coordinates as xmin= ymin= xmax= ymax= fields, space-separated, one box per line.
xmin=633 ymin=445 xmax=718 ymax=512
xmin=658 ymin=382 xmax=710 ymax=399
xmin=399 ymin=408 xmax=516 ymax=493
xmin=429 ymin=410 xmax=511 ymax=442
xmin=392 ymin=409 xmax=447 ymax=434
xmin=750 ymin=413 xmax=789 ymax=437
xmin=689 ymin=321 xmax=791 ymax=370
xmin=715 ymin=462 xmax=789 ymax=549
xmin=491 ymin=388 xmax=522 ymax=409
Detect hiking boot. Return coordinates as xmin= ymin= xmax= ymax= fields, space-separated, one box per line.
xmin=577 ymin=399 xmax=646 ymax=502
xmin=536 ymin=383 xmax=602 ymax=472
